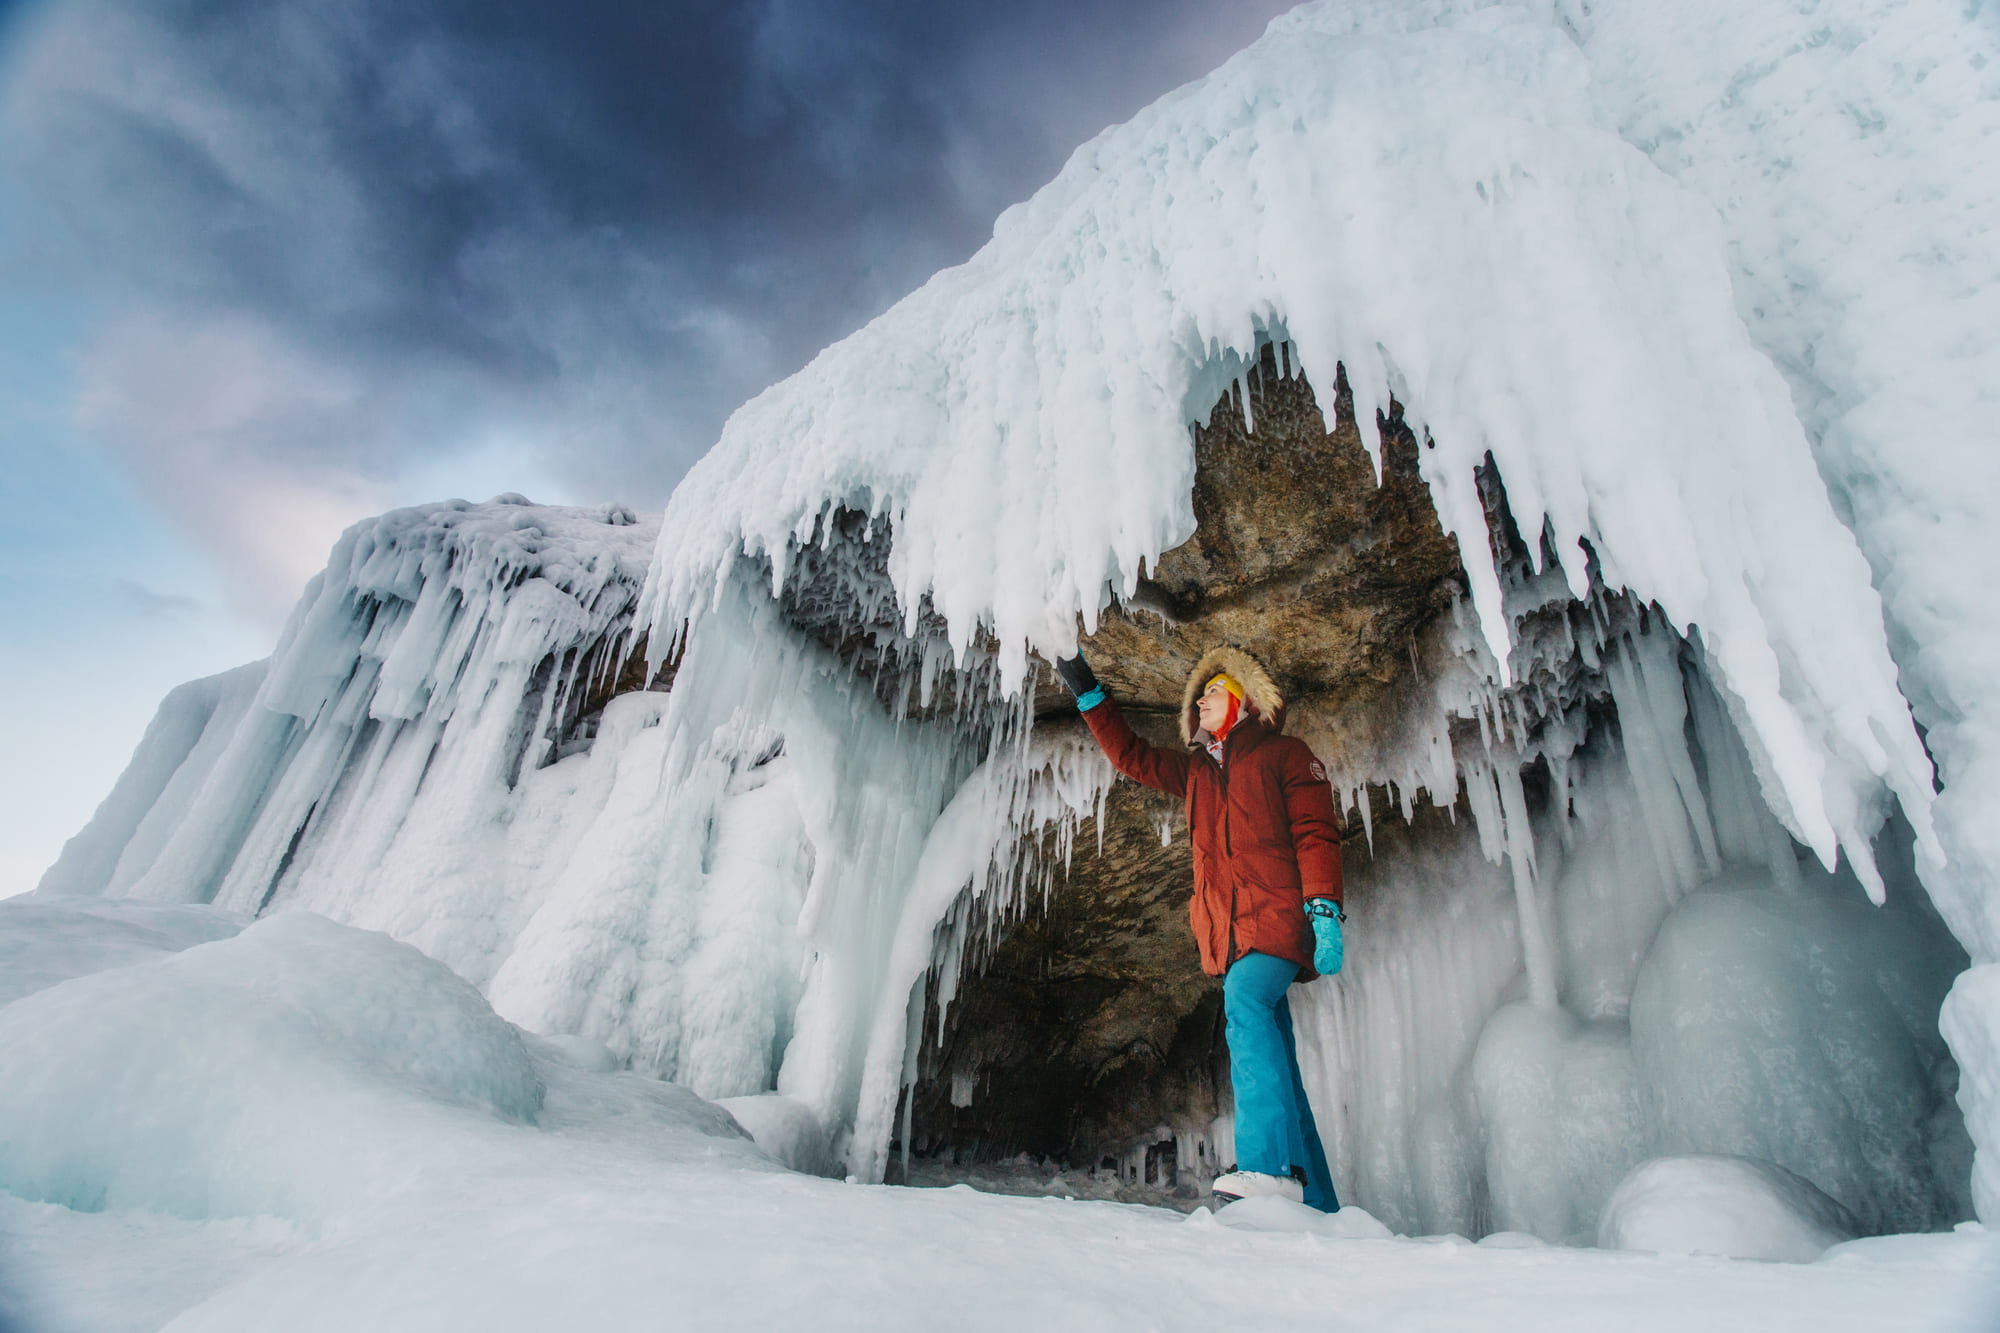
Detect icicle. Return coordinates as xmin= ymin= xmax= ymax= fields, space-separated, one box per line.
xmin=1630 ymin=626 xmax=1720 ymax=874
xmin=1684 ymin=648 xmax=1804 ymax=894
xmin=1605 ymin=630 xmax=1713 ymax=894
xmin=1460 ymin=756 xmax=1509 ymax=867
xmin=1359 ymin=783 xmax=1376 ymax=858
xmin=1492 ymin=756 xmax=1556 ymax=1009
xmin=523 ymin=653 xmax=565 ymax=773
xmin=898 ymin=978 xmax=924 ymax=1181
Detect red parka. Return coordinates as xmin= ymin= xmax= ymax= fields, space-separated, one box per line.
xmin=1079 ymin=646 xmax=1343 ymax=977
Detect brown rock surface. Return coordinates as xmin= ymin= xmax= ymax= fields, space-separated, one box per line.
xmin=1032 ymin=351 xmax=1467 ymax=768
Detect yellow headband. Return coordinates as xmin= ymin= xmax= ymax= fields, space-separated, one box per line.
xmin=1205 ymin=673 xmax=1245 ymax=703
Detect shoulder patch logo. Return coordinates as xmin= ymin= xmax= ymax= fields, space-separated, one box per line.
xmin=1309 ymin=759 xmax=1327 ymax=783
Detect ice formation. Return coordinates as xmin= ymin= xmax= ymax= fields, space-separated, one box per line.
xmin=1597 ymin=1155 xmax=1860 ymax=1263
xmin=41 ymin=499 xmax=1105 ymax=1176
xmin=34 ymin=0 xmax=2000 ymax=1247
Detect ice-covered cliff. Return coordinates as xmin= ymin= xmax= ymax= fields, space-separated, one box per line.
xmin=40 ymin=495 xmax=1098 ymax=1175
xmin=35 ymin=0 xmax=2000 ymax=1241
xmin=635 ymin=0 xmax=2000 ymax=1221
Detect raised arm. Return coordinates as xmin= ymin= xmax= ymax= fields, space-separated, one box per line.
xmin=1054 ymin=654 xmax=1192 ymax=797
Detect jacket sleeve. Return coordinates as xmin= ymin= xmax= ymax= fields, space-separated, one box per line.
xmin=1079 ymin=696 xmax=1192 ymax=797
xmin=1282 ymin=740 xmax=1344 ymax=902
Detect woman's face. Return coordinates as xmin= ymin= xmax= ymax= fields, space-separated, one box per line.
xmin=1196 ymin=679 xmax=1235 ymax=734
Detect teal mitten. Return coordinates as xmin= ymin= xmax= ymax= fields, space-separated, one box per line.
xmin=1307 ymin=898 xmax=1345 ymax=976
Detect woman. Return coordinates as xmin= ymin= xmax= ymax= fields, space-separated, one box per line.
xmin=1055 ymin=645 xmax=1344 ymax=1210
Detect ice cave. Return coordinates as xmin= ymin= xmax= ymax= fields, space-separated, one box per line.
xmin=9 ymin=0 xmax=2000 ymax=1314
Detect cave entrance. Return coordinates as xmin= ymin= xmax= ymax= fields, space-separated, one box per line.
xmin=891 ymin=345 xmax=1973 ymax=1243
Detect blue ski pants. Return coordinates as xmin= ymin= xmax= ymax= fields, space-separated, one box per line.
xmin=1223 ymin=950 xmax=1339 ymax=1212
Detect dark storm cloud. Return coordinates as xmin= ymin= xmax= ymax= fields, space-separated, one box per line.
xmin=3 ymin=0 xmax=1292 ymax=602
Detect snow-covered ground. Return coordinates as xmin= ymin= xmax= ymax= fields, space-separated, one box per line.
xmin=0 ymin=897 xmax=1992 ymax=1333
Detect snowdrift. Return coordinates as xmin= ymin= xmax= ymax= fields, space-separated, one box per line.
xmin=2 ymin=899 xmax=1995 ymax=1331
xmin=0 ymin=910 xmax=543 ymax=1222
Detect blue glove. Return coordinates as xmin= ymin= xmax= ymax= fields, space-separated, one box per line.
xmin=1307 ymin=899 xmax=1344 ymax=976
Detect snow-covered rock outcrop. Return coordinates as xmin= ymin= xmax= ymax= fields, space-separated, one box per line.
xmin=41 ymin=496 xmax=1098 ymax=1177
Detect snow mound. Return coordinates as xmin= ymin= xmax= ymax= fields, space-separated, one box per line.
xmin=527 ymin=1031 xmax=622 ymax=1074
xmin=0 ymin=895 xmax=245 ymax=1007
xmin=1322 ymin=1205 xmax=1396 ymax=1241
xmin=0 ymin=913 xmax=543 ymax=1222
xmin=1476 ymin=1231 xmax=1549 ymax=1250
xmin=1214 ymin=1195 xmax=1396 ymax=1239
xmin=717 ymin=1093 xmax=840 ymax=1177
xmin=1599 ymin=1155 xmax=1860 ymax=1262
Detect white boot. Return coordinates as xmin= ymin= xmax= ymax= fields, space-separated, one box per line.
xmin=1211 ymin=1170 xmax=1303 ymax=1204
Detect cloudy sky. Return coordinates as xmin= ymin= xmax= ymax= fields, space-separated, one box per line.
xmin=0 ymin=0 xmax=1296 ymax=892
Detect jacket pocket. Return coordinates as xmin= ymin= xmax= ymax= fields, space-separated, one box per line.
xmin=1187 ymin=858 xmax=1229 ymax=976
xmin=1235 ymin=846 xmax=1303 ymax=894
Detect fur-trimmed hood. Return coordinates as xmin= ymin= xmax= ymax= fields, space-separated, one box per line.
xmin=1180 ymin=646 xmax=1285 ymax=746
